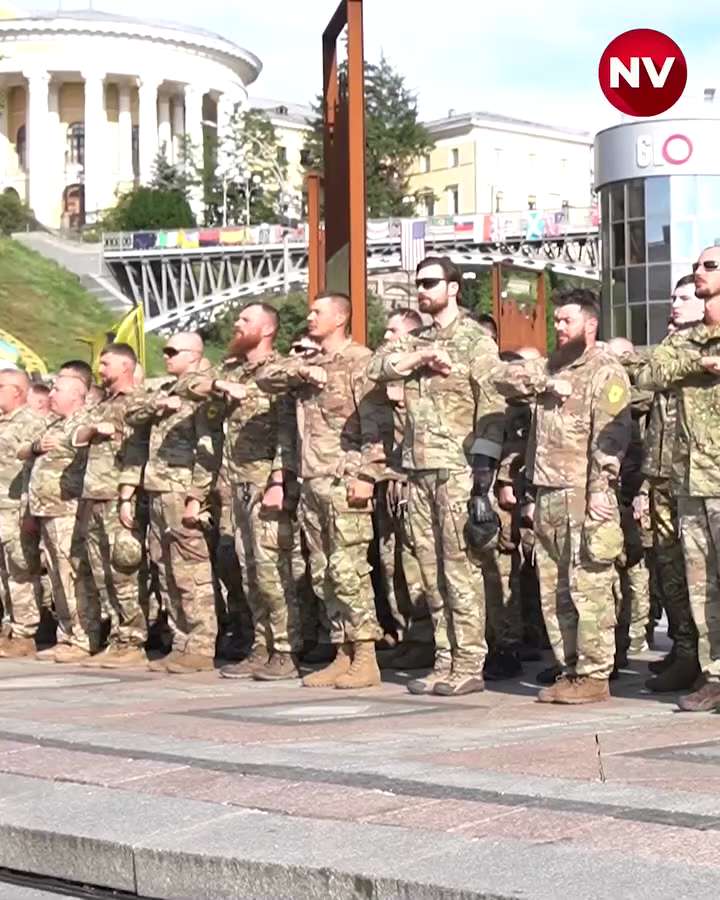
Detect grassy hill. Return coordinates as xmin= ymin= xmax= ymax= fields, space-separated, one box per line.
xmin=0 ymin=238 xmax=166 ymax=374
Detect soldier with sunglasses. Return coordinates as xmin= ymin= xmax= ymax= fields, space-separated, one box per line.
xmin=637 ymin=246 xmax=720 ymax=711
xmin=368 ymin=256 xmax=506 ymax=696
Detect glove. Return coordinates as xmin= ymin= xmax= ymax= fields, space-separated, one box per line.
xmin=465 ymin=494 xmax=500 ymax=552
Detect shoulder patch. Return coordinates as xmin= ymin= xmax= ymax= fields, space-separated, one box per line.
xmin=598 ymin=375 xmax=630 ymax=415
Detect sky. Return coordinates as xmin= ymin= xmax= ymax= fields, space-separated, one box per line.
xmin=16 ymin=1 xmax=720 ymax=135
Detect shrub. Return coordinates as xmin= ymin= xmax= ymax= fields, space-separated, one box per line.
xmin=105 ymin=188 xmax=195 ymax=232
xmin=0 ymin=191 xmax=32 ymax=235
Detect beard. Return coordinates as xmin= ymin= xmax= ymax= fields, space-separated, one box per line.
xmin=228 ymin=332 xmax=260 ymax=357
xmin=549 ymin=334 xmax=587 ymax=372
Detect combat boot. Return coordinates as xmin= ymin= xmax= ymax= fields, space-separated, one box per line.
xmin=166 ymin=653 xmax=214 ymax=674
xmin=303 ymin=643 xmax=352 ymax=688
xmin=81 ymin=645 xmax=119 ymax=667
xmin=648 ymin=648 xmax=676 ymax=675
xmin=336 ymin=641 xmax=381 ymax=689
xmin=100 ymin=645 xmax=148 ymax=668
xmin=53 ymin=644 xmax=91 ymax=664
xmin=407 ymin=654 xmax=452 ymax=695
xmin=301 ymin=642 xmax=336 ymax=665
xmin=538 ymin=675 xmax=610 ymax=704
xmin=253 ymin=651 xmax=300 ymax=681
xmin=219 ymin=646 xmax=269 ymax=679
xmin=645 ymin=655 xmax=700 ymax=693
xmin=35 ymin=645 xmax=60 ymax=661
xmin=536 ymin=664 xmax=562 ymax=685
xmin=0 ymin=636 xmax=36 ymax=658
xmin=148 ymin=650 xmax=183 ymax=672
xmin=390 ymin=641 xmax=435 ymax=670
xmin=629 ymin=636 xmax=649 ymax=654
xmin=434 ymin=672 xmax=485 ymax=696
xmin=483 ymin=649 xmax=522 ymax=681
xmin=677 ymin=681 xmax=720 ymax=712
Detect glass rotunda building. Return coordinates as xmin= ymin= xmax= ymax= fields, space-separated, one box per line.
xmin=594 ymin=117 xmax=720 ymax=345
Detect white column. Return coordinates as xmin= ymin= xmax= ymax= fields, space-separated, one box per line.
xmin=118 ymin=82 xmax=133 ymax=185
xmin=24 ymin=69 xmax=50 ymax=223
xmin=138 ymin=77 xmax=159 ymax=184
xmin=0 ymin=84 xmax=9 ymax=179
xmin=171 ymin=95 xmax=184 ymax=164
xmin=184 ymin=85 xmax=205 ymax=217
xmin=48 ymin=81 xmax=62 ymax=226
xmin=216 ymin=92 xmax=234 ymax=147
xmin=157 ymin=94 xmax=172 ymax=160
xmin=82 ymin=71 xmax=106 ymax=223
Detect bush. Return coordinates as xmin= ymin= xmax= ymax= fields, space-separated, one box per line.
xmin=104 ymin=187 xmax=195 ymax=232
xmin=0 ymin=191 xmax=32 ymax=235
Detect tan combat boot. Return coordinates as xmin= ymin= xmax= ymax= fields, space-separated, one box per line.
xmin=35 ymin=645 xmax=60 ymax=661
xmin=336 ymin=641 xmax=381 ymax=690
xmin=81 ymin=645 xmax=119 ymax=667
xmin=148 ymin=650 xmax=183 ymax=672
xmin=538 ymin=675 xmax=610 ymax=704
xmin=303 ymin=643 xmax=352 ymax=687
xmin=54 ymin=644 xmax=92 ymax=664
xmin=677 ymin=681 xmax=720 ymax=712
xmin=0 ymin=636 xmax=36 ymax=658
xmin=406 ymin=653 xmax=451 ymax=695
xmin=219 ymin=646 xmax=269 ymax=679
xmin=100 ymin=645 xmax=148 ymax=669
xmin=434 ymin=671 xmax=485 ymax=696
xmin=166 ymin=652 xmax=214 ymax=674
xmin=253 ymin=651 xmax=300 ymax=681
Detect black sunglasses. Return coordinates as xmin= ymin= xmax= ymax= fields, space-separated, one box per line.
xmin=415 ymin=277 xmax=446 ymax=290
xmin=162 ymin=347 xmax=182 ymax=357
xmin=693 ymin=261 xmax=720 ymax=272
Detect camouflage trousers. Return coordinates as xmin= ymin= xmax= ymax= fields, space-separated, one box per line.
xmin=78 ymin=499 xmax=147 ymax=649
xmin=299 ymin=476 xmax=381 ymax=645
xmin=480 ymin=505 xmax=524 ymax=651
xmin=650 ymin=479 xmax=696 ymax=657
xmin=148 ymin=491 xmax=216 ymax=657
xmin=230 ymin=481 xmax=301 ymax=655
xmin=534 ymin=487 xmax=617 ymax=680
xmin=406 ymin=468 xmax=486 ymax=675
xmin=374 ymin=479 xmax=433 ymax=645
xmin=677 ymin=496 xmax=720 ymax=681
xmin=39 ymin=512 xmax=100 ymax=652
xmin=614 ymin=504 xmax=651 ymax=650
xmin=210 ymin=477 xmax=253 ymax=646
xmin=0 ymin=507 xmax=42 ymax=638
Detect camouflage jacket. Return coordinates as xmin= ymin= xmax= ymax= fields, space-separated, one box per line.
xmin=28 ymin=410 xmax=88 ymax=517
xmin=75 ymin=387 xmax=148 ymax=502
xmin=201 ymin=352 xmax=297 ymax=487
xmin=642 ymin=391 xmax=677 ymax=482
xmin=497 ymin=400 xmax=533 ymax=490
xmin=618 ymin=355 xmax=654 ymax=501
xmin=256 ymin=339 xmax=385 ymax=481
xmin=635 ymin=323 xmax=720 ymax=497
xmin=367 ymin=312 xmax=506 ymax=471
xmin=491 ymin=345 xmax=631 ymax=492
xmin=0 ymin=404 xmax=46 ymax=510
xmin=123 ymin=364 xmax=221 ymax=499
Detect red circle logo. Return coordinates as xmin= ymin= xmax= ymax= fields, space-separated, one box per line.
xmin=662 ymin=134 xmax=693 ymax=165
xmin=598 ymin=29 xmax=687 ymax=117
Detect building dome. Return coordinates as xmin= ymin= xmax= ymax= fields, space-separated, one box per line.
xmin=0 ymin=6 xmax=262 ymax=227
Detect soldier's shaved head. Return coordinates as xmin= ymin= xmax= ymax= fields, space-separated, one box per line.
xmin=607 ymin=337 xmax=634 ymax=357
xmin=166 ymin=331 xmax=204 ymax=353
xmin=0 ymin=368 xmax=30 ymax=414
xmin=307 ymin=292 xmax=352 ymax=346
xmin=163 ymin=331 xmax=204 ymax=377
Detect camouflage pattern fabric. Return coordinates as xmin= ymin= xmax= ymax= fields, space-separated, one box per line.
xmin=0 ymin=404 xmax=46 ymax=509
xmin=0 ymin=507 xmax=42 ymax=638
xmin=480 ymin=505 xmax=523 ymax=650
xmin=28 ymin=411 xmax=88 ymax=518
xmin=147 ymin=490 xmax=216 ymax=657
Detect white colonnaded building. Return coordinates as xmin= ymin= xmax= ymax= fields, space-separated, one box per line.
xmin=0 ymin=7 xmax=262 ymax=228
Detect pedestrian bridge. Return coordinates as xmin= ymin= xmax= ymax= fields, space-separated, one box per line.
xmin=102 ymin=208 xmax=600 ymax=333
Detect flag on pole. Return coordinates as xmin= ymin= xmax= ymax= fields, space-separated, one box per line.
xmin=81 ymin=305 xmax=146 ymax=379
xmin=400 ymin=219 xmax=426 ymax=272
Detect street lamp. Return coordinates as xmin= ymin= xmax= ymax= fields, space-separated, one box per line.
xmin=239 ymin=169 xmax=263 ymax=227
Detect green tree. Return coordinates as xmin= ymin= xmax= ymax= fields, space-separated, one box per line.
xmin=302 ymin=55 xmax=433 ymax=217
xmin=206 ymin=108 xmax=288 ymax=227
xmin=0 ymin=191 xmax=32 ymax=235
xmin=150 ymin=138 xmax=202 ymax=201
xmin=104 ymin=187 xmax=194 ymax=231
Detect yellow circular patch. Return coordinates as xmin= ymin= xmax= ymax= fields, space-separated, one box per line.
xmin=607 ymin=384 xmax=624 ymax=404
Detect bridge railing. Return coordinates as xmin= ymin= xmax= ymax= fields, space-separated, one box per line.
xmin=102 ymin=206 xmax=599 ymax=254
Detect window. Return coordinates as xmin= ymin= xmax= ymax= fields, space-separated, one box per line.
xmin=528 ymin=195 xmax=537 ymax=211
xmin=495 ymin=190 xmax=504 ymax=213
xmin=66 ymin=122 xmax=85 ymax=167
xmin=131 ymin=125 xmax=139 ymax=178
xmin=446 ymin=185 xmax=459 ymax=215
xmin=450 ymin=147 xmax=459 ymax=168
xmin=276 ymin=145 xmax=287 ymax=165
xmin=275 ymin=105 xmax=288 ymax=115
xmin=420 ymin=193 xmax=435 ymax=217
xmin=421 ymin=153 xmax=431 ymax=173
xmin=16 ymin=125 xmax=26 ymax=172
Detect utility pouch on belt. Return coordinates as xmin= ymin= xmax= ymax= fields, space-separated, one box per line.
xmin=581 ymin=517 xmax=624 ymax=565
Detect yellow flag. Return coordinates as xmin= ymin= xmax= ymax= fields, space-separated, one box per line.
xmin=0 ymin=328 xmax=48 ymax=375
xmin=81 ymin=305 xmax=145 ymax=379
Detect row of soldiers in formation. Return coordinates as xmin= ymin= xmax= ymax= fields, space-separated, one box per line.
xmin=1 ymin=249 xmax=719 ymax=709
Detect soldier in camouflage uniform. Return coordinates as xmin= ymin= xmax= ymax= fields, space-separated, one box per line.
xmin=0 ymin=369 xmax=46 ymax=657
xmin=636 ymin=246 xmax=720 ymax=711
xmin=368 ymin=257 xmax=507 ymax=696
xmin=373 ymin=309 xmax=434 ymax=671
xmin=20 ymin=374 xmax=99 ymax=662
xmin=638 ymin=276 xmax=703 ymax=692
xmin=257 ymin=292 xmax=385 ymax=690
xmin=123 ymin=332 xmax=221 ymax=673
xmin=73 ymin=343 xmax=149 ymax=668
xmin=188 ymin=303 xmax=302 ymax=681
xmin=492 ymin=289 xmax=631 ymax=704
